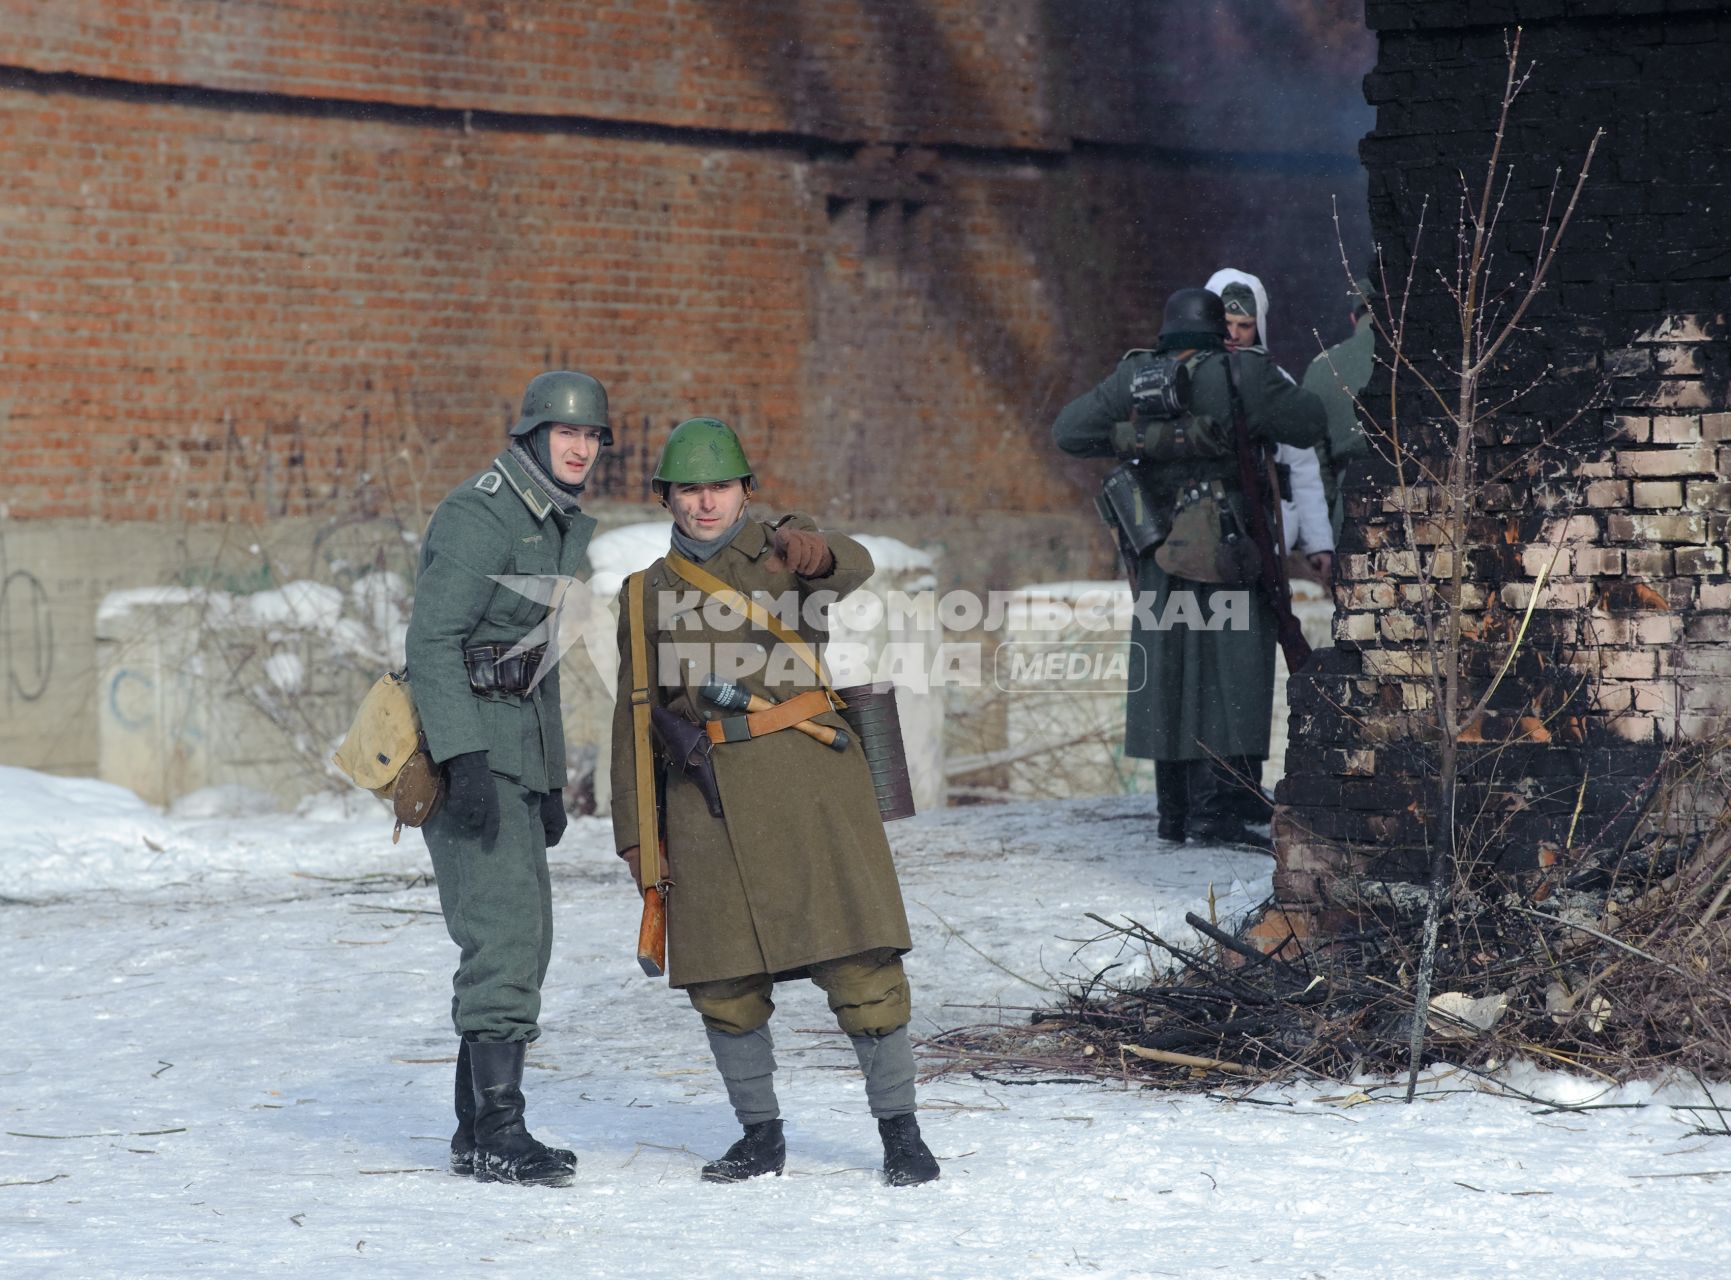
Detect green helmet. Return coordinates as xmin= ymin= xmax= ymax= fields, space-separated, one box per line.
xmin=652 ymin=417 xmax=754 ymax=494
xmin=510 ymin=370 xmax=611 ymax=445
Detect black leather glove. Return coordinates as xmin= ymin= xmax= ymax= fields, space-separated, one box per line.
xmin=540 ymin=790 xmax=568 ymax=847
xmin=442 ymin=751 xmax=499 ymax=843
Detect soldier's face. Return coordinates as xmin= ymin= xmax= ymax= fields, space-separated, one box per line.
xmin=668 ymin=480 xmax=748 ymax=542
xmin=548 ymin=425 xmax=604 ymax=485
xmin=1225 ymin=313 xmax=1259 ymax=350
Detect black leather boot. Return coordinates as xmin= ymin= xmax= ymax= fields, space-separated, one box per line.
xmin=450 ymin=1039 xmax=476 ymax=1176
xmin=701 ymin=1118 xmax=786 ymax=1183
xmin=1181 ymin=761 xmax=1266 ymax=848
xmin=1190 ymin=812 xmax=1273 ymax=850
xmin=878 ymin=1114 xmax=940 ymax=1186
xmin=1153 ymin=761 xmax=1189 ymax=843
xmin=468 ymin=1039 xmax=576 ymax=1187
xmin=1210 ymin=755 xmax=1273 ymax=823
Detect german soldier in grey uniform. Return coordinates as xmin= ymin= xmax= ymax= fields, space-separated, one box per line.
xmin=1053 ymin=289 xmax=1325 ymax=846
xmin=405 ymin=370 xmax=606 ymax=1186
xmin=610 ymin=417 xmax=939 ymax=1187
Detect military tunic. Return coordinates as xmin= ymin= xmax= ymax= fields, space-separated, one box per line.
xmin=609 ymin=516 xmax=913 ymax=989
xmin=405 ymin=449 xmax=596 ymax=1040
xmin=1053 ymin=347 xmax=1324 ymax=763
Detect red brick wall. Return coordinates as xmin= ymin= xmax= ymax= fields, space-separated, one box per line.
xmin=0 ymin=1 xmax=1372 ymax=532
xmin=0 ymin=0 xmax=1066 ymax=146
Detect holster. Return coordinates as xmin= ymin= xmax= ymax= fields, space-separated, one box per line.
xmin=463 ymin=643 xmax=546 ymax=695
xmin=651 ymin=705 xmax=725 ymax=820
xmin=1213 ymin=506 xmax=1260 ymax=587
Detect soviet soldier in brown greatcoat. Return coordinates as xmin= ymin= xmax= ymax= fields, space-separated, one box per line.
xmin=610 ymin=417 xmax=939 ymax=1187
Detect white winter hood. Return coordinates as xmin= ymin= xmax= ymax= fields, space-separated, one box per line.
xmin=1204 ymin=267 xmax=1271 ymax=350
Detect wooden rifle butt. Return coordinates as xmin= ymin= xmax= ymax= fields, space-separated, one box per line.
xmin=636 ymin=882 xmax=668 ymax=977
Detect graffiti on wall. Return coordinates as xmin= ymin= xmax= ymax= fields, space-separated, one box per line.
xmin=0 ymin=527 xmax=53 ymax=705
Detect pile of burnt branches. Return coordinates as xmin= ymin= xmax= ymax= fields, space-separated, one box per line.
xmin=926 ymin=816 xmax=1731 ymax=1091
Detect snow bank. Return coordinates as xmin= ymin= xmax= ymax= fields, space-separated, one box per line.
xmin=853 ymin=532 xmax=936 ymax=576
xmin=586 ymin=525 xmax=936 ymax=601
xmin=0 ymin=766 xmax=411 ymax=900
xmin=586 ymin=522 xmax=672 ymax=600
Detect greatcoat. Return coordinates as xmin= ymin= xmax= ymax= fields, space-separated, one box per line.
xmin=610 ymin=515 xmax=912 ymax=988
xmin=404 ymin=448 xmax=596 ymax=1039
xmin=1053 ymin=346 xmax=1325 ymax=763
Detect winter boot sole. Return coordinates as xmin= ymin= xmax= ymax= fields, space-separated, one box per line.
xmin=700 ymin=1161 xmax=785 ymax=1184
xmin=473 ymin=1152 xmax=575 ymax=1188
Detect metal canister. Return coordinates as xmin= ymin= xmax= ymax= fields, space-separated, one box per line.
xmin=834 ymin=682 xmax=916 ymax=822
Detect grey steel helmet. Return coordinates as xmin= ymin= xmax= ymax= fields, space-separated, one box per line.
xmin=1158 ymin=288 xmax=1228 ymax=340
xmin=510 ymin=370 xmax=612 ymax=445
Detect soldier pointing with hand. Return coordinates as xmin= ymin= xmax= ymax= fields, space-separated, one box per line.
xmin=611 ymin=417 xmax=940 ymax=1187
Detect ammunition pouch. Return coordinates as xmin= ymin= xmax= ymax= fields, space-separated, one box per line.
xmin=463 ymin=643 xmax=547 ymax=696
xmin=650 ymin=705 xmax=725 ymax=820
xmin=1095 ymin=463 xmax=1171 ymax=558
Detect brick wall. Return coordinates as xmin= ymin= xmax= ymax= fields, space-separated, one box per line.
xmin=0 ymin=1 xmax=1372 ymax=532
xmin=0 ymin=2 xmax=1375 ymax=776
xmin=1277 ymin=2 xmax=1731 ymax=904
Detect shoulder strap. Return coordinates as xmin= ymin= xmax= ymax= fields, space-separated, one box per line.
xmin=626 ymin=572 xmax=662 ymax=886
xmin=663 ymin=553 xmax=835 ymax=696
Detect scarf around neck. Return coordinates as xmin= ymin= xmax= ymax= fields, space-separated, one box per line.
xmin=508 ymin=438 xmax=584 ymax=516
xmin=670 ymin=512 xmax=748 ymax=563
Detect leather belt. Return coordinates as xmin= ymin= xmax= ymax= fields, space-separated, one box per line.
xmin=705 ymin=688 xmax=837 ymax=744
xmin=464 ymin=643 xmax=547 ymax=695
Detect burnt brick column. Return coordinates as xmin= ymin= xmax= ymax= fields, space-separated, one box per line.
xmin=1273 ymin=1 xmax=1731 ymax=915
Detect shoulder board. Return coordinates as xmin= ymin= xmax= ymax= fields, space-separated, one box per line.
xmin=1117 ymin=348 xmax=1157 ymax=363
xmin=473 ymin=469 xmax=503 ymax=495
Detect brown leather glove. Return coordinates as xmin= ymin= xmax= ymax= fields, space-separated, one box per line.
xmin=771 ymin=526 xmax=835 ymax=577
xmin=619 ymin=844 xmax=672 ymax=891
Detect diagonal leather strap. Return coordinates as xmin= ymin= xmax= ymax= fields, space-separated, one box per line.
xmin=663 ymin=552 xmax=839 ymax=702
xmin=704 ymin=688 xmax=837 ymax=744
xmin=626 ymin=572 xmax=662 ymax=887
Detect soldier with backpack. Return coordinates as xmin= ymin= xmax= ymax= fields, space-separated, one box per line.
xmin=1053 ymin=289 xmax=1325 ymax=847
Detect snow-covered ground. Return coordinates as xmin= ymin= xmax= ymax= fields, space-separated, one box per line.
xmin=5 ymin=765 xmax=1728 ymax=1278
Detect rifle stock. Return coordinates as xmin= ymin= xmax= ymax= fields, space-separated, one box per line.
xmin=637 ymin=846 xmax=668 ymax=977
xmin=1226 ymin=353 xmax=1313 ymax=673
xmin=627 ymin=573 xmax=671 ymax=978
